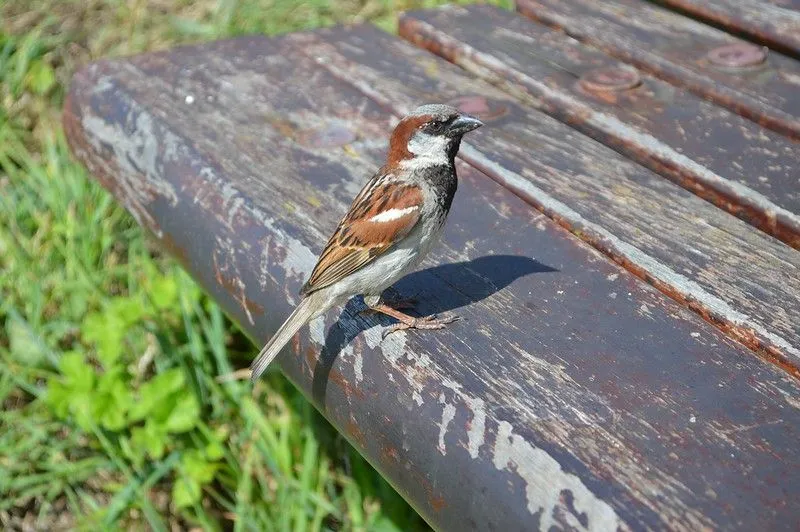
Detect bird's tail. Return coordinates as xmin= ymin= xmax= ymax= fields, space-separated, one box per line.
xmin=250 ymin=295 xmax=319 ymax=382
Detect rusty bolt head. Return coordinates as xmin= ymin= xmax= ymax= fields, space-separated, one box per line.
xmin=297 ymin=124 xmax=356 ymax=148
xmin=578 ymin=67 xmax=642 ymax=92
xmin=706 ymin=43 xmax=767 ymax=68
xmin=448 ymin=95 xmax=509 ymax=122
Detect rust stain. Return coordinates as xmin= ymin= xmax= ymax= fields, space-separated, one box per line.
xmin=705 ymin=43 xmax=768 ymax=69
xmin=326 ymin=368 xmax=366 ymax=400
xmin=345 ymin=418 xmax=367 ymax=447
xmin=380 ymin=444 xmax=400 ymax=464
xmin=578 ymin=66 xmax=642 ymax=92
xmin=429 ymin=493 xmax=447 ymax=512
xmin=212 ymin=254 xmax=265 ymax=318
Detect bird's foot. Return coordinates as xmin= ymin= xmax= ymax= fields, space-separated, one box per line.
xmin=382 ymin=313 xmax=460 ymax=339
xmin=359 ymin=293 xmax=417 ymax=318
xmin=367 ymin=302 xmax=460 ymax=339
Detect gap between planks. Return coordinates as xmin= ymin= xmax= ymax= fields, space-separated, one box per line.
xmin=295 ymin=30 xmax=800 ymax=381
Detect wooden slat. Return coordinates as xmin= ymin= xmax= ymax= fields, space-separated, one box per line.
xmin=515 ymin=0 xmax=800 ymax=139
xmin=399 ymin=4 xmax=800 ymax=248
xmin=306 ymin=24 xmax=800 ymax=376
xmin=64 ymin=28 xmax=800 ymax=530
xmin=655 ymin=0 xmax=800 ymax=58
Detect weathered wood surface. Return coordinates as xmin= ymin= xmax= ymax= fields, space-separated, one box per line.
xmin=655 ymin=0 xmax=800 ymax=58
xmin=516 ymin=0 xmax=800 ymax=139
xmin=304 ymin=24 xmax=800 ymax=376
xmin=63 ymin=29 xmax=800 ymax=530
xmin=399 ymin=4 xmax=800 ymax=247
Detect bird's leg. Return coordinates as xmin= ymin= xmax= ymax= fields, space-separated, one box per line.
xmin=368 ymin=302 xmax=460 ymax=339
xmin=358 ymin=291 xmax=415 ymax=318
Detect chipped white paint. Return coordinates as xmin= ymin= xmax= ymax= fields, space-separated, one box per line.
xmin=256 ymin=214 xmax=318 ymax=290
xmin=308 ymin=315 xmax=327 ymax=346
xmin=353 ymin=349 xmax=364 ymax=384
xmin=464 ymin=396 xmax=487 ymax=459
xmin=363 ymin=324 xmax=407 ymax=362
xmin=81 ymin=86 xmax=181 ymax=236
xmin=493 ymin=421 xmax=622 ymax=530
xmin=437 ymin=394 xmax=456 ymax=455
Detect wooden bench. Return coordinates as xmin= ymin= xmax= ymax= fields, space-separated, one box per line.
xmin=64 ymin=1 xmax=800 ymax=529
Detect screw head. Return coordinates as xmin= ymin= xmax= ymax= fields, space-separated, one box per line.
xmin=297 ymin=124 xmax=356 ymax=148
xmin=706 ymin=43 xmax=767 ymax=68
xmin=578 ymin=67 xmax=641 ymax=92
xmin=448 ymin=95 xmax=509 ymax=122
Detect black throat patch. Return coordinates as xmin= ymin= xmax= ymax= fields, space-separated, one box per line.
xmin=419 ymin=163 xmax=458 ymax=213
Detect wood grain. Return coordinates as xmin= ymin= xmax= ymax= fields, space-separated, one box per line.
xmin=516 ymin=0 xmax=800 ymax=139
xmin=655 ymin=0 xmax=800 ymax=58
xmin=399 ymin=4 xmax=800 ymax=247
xmin=301 ymin=24 xmax=800 ymax=376
xmin=64 ymin=29 xmax=800 ymax=530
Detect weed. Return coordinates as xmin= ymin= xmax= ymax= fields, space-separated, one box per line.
xmin=1 ymin=0 xmax=510 ymax=528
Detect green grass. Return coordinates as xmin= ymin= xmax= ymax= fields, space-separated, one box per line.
xmin=0 ymin=0 xmax=510 ymax=529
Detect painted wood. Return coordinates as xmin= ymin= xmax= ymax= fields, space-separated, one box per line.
xmin=656 ymin=0 xmax=800 ymax=58
xmin=399 ymin=4 xmax=800 ymax=247
xmin=516 ymin=0 xmax=800 ymax=139
xmin=63 ymin=27 xmax=800 ymax=531
xmin=303 ymin=24 xmax=800 ymax=377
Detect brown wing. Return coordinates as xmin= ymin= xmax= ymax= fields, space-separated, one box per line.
xmin=300 ymin=175 xmax=424 ymax=296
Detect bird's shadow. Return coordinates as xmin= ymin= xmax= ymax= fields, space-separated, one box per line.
xmin=311 ymin=254 xmax=558 ymax=405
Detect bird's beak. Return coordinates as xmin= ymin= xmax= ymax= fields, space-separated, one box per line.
xmin=448 ymin=114 xmax=484 ymax=136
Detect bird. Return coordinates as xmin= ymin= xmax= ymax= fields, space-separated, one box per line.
xmin=250 ymin=104 xmax=483 ymax=382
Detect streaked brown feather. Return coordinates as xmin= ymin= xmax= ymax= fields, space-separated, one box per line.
xmin=300 ymin=176 xmax=424 ymax=296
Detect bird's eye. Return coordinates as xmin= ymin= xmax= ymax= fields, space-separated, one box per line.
xmin=427 ymin=120 xmax=445 ymax=134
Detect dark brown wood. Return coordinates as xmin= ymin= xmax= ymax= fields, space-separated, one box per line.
xmin=306 ymin=24 xmax=800 ymax=377
xmin=516 ymin=0 xmax=800 ymax=139
xmin=398 ymin=4 xmax=800 ymax=248
xmin=63 ymin=28 xmax=800 ymax=530
xmin=654 ymin=0 xmax=800 ymax=58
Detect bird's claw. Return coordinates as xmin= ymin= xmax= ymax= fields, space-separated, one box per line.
xmin=381 ymin=313 xmax=461 ymax=339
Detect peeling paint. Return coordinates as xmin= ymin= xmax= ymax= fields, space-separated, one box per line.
xmin=81 ymin=92 xmax=180 ymax=236
xmin=464 ymin=396 xmax=487 ymax=459
xmin=437 ymin=395 xmax=456 ymax=455
xmin=493 ymin=421 xmax=622 ymax=530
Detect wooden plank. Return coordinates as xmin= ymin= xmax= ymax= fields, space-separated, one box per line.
xmin=63 ymin=29 xmax=800 ymax=530
xmin=399 ymin=4 xmax=800 ymax=248
xmin=305 ymin=24 xmax=800 ymax=377
xmin=515 ymin=0 xmax=800 ymax=139
xmin=655 ymin=0 xmax=800 ymax=58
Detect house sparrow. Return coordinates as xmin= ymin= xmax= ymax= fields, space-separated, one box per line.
xmin=250 ymin=104 xmax=483 ymax=382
